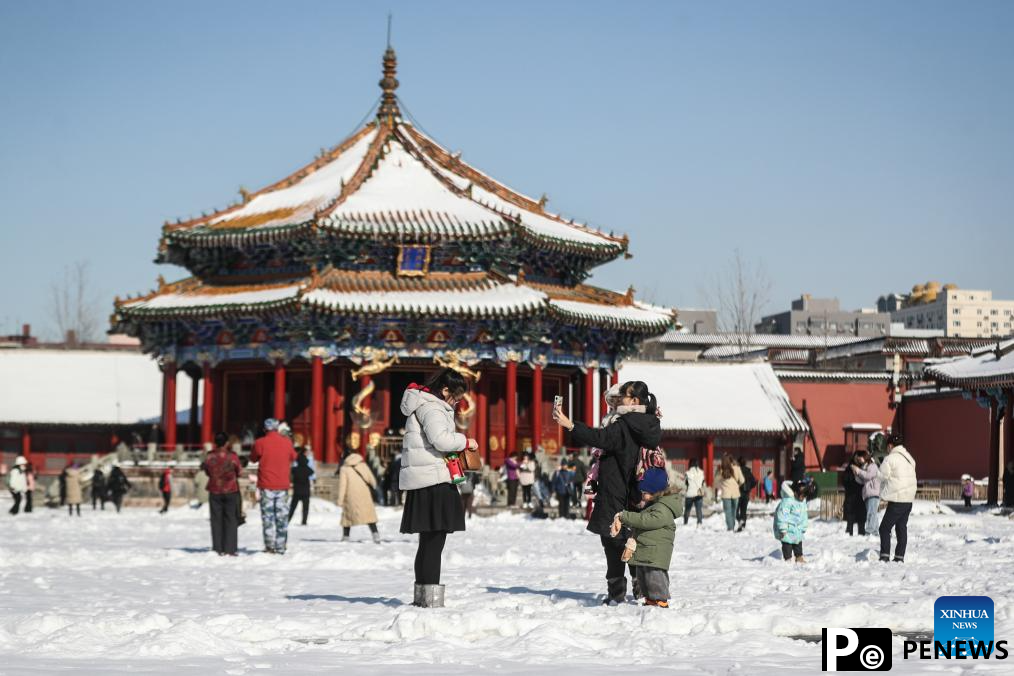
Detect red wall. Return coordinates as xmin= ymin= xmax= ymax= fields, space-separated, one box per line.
xmin=780 ymin=381 xmax=896 ymax=470
xmin=900 ymin=392 xmax=991 ymax=480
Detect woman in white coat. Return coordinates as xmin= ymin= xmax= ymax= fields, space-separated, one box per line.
xmin=399 ymin=369 xmax=478 ymax=607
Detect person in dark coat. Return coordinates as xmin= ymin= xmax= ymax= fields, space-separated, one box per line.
xmin=736 ymin=457 xmax=756 ymax=532
xmin=288 ymin=451 xmax=313 ymax=525
xmin=91 ymin=468 xmax=108 ymax=510
xmin=790 ymin=446 xmax=806 ymax=484
xmin=553 ymin=380 xmax=662 ymax=605
xmin=842 ymin=452 xmax=867 ymax=536
xmin=107 ymin=465 xmax=132 ymax=512
xmin=201 ymin=432 xmax=242 ymax=555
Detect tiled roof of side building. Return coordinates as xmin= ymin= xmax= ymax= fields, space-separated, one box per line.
xmin=619 ymin=361 xmax=808 ymax=436
xmin=924 ymin=338 xmax=1014 ymax=388
xmin=657 ymin=330 xmax=865 ymax=348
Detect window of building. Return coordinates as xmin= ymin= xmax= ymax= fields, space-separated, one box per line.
xmin=977 ymin=321 xmax=983 ymax=327
xmin=991 ymin=309 xmax=999 ymax=315
xmin=991 ymin=322 xmax=999 ymax=329
xmin=977 ymin=309 xmax=983 ymax=315
xmin=952 ymin=308 xmax=960 ymax=315
xmin=953 ymin=320 xmax=961 ymax=327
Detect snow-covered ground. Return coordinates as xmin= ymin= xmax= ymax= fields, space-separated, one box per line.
xmin=1 ymin=498 xmax=1012 ymax=674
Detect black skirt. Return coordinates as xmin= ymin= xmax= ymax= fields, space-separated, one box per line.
xmin=400 ymin=482 xmax=466 ymax=534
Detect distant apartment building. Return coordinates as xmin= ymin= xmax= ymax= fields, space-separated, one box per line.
xmin=755 ymin=295 xmax=890 ymax=337
xmin=881 ymin=283 xmax=1014 ymax=338
xmin=676 ymin=308 xmax=718 ymax=334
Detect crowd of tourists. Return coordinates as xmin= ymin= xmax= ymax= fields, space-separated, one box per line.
xmin=6 ymin=367 xmax=1007 ymax=613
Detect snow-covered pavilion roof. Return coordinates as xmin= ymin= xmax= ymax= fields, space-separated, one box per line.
xmin=0 ymin=349 xmax=192 ymax=426
xmin=617 ymin=361 xmax=808 ymax=436
xmin=116 ymin=270 xmax=675 ymax=331
xmin=161 ymin=65 xmax=627 ymax=259
xmin=924 ymin=338 xmax=1014 ymax=388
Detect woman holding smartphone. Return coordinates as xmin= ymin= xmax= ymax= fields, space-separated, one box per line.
xmin=399 ymin=368 xmax=479 ymax=608
xmin=553 ymin=381 xmax=661 ymax=605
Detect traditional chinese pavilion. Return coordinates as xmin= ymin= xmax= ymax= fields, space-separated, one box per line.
xmin=112 ymin=48 xmax=675 ymax=465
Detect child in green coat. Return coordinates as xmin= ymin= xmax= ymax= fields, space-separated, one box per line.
xmin=611 ymin=468 xmax=684 ymax=607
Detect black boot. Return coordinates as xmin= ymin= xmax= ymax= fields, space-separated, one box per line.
xmin=603 ymin=576 xmax=627 ymax=605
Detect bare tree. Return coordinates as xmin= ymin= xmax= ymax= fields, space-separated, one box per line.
xmin=49 ymin=261 xmax=100 ymax=343
xmin=703 ymin=249 xmax=773 ymax=344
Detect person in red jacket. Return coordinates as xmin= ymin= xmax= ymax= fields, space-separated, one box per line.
xmin=158 ymin=468 xmax=172 ymax=514
xmin=250 ymin=418 xmax=297 ymax=554
xmin=201 ymin=432 xmax=243 ymax=555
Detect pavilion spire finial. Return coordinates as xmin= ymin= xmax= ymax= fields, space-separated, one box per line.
xmin=378 ymin=16 xmax=400 ymax=124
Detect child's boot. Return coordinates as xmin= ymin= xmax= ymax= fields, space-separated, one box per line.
xmin=795 ymin=555 xmax=807 ymax=564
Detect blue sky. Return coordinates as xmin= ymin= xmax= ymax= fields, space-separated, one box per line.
xmin=1 ymin=1 xmax=1011 ymax=338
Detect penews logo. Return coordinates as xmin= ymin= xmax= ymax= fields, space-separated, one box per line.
xmin=822 ymin=628 xmax=893 ymax=671
xmin=933 ymin=596 xmax=994 ymax=658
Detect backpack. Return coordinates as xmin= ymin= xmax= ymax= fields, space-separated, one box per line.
xmin=742 ymin=468 xmax=757 ymax=493
xmin=635 ymin=446 xmax=667 ymax=481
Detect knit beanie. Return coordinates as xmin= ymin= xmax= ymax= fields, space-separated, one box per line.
xmin=638 ymin=467 xmax=668 ymax=495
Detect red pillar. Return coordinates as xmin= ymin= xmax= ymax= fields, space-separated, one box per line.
xmin=611 ymin=370 xmax=619 ymax=386
xmin=201 ymin=362 xmax=214 ymax=449
xmin=477 ymin=374 xmax=489 ymax=463
xmin=163 ymin=362 xmax=177 ymax=450
xmin=506 ymin=360 xmax=518 ymax=455
xmin=1006 ymin=388 xmax=1014 ymax=505
xmin=358 ymin=374 xmax=371 ymax=458
xmin=583 ymin=367 xmax=595 ymax=427
xmin=988 ymin=400 xmax=1001 ymax=505
xmin=324 ymin=364 xmax=338 ymax=464
xmin=706 ymin=436 xmax=715 ymax=487
xmin=21 ymin=427 xmax=31 ymax=463
xmin=311 ymin=356 xmax=324 ymax=458
xmin=273 ymin=359 xmax=286 ymax=421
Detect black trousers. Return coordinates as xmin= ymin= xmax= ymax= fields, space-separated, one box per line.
xmin=879 ymin=501 xmax=912 ymax=561
xmin=737 ymin=494 xmax=750 ymax=523
xmin=684 ymin=496 xmax=703 ymax=525
xmin=210 ymin=492 xmax=240 ymax=554
xmin=92 ymin=492 xmax=105 ymax=510
xmin=415 ymin=531 xmax=448 ymax=585
xmin=8 ymin=491 xmax=21 ymax=514
xmin=111 ymin=493 xmax=124 ymax=512
xmin=159 ymin=492 xmax=171 ymax=513
xmin=343 ymin=523 xmax=378 ymax=537
xmin=781 ymin=542 xmax=803 ymax=560
xmin=600 ymin=534 xmax=629 ymax=580
xmin=288 ymin=494 xmax=310 ymax=524
xmin=506 ymin=479 xmax=519 ymax=506
xmin=68 ymin=504 xmax=80 ymax=516
xmin=25 ymin=491 xmax=33 ymax=512
xmin=963 ymin=495 xmax=972 ymax=508
xmin=522 ymin=485 xmax=532 ymax=504
xmin=557 ymin=493 xmax=571 ymax=519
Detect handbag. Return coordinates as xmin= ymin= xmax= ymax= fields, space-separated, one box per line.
xmin=460 ymin=446 xmax=482 ymax=471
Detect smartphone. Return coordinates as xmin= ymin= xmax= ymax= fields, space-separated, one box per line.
xmin=553 ymin=395 xmax=564 ymax=409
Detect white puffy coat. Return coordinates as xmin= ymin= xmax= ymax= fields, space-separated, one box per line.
xmin=879 ymin=446 xmax=917 ymax=502
xmin=6 ymin=466 xmax=27 ymax=493
xmin=399 ymin=388 xmax=467 ymax=491
xmin=684 ymin=466 xmax=705 ymax=498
